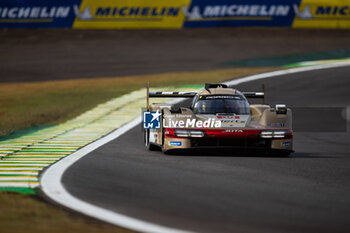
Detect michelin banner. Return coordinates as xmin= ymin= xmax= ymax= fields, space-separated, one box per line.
xmin=183 ymin=0 xmax=300 ymax=27
xmin=73 ymin=0 xmax=190 ymax=29
xmin=293 ymin=0 xmax=350 ymax=29
xmin=0 ymin=0 xmax=81 ymax=28
xmin=0 ymin=0 xmax=349 ymax=29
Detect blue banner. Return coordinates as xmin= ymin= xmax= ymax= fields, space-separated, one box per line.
xmin=1 ymin=0 xmax=347 ymax=29
xmin=183 ymin=0 xmax=301 ymax=28
xmin=0 ymin=0 xmax=81 ymax=28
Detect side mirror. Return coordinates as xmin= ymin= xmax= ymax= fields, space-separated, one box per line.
xmin=275 ymin=104 xmax=287 ymax=114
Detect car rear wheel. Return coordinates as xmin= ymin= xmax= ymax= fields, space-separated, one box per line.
xmin=144 ymin=129 xmax=158 ymax=151
xmin=161 ymin=145 xmax=169 ymax=154
xmin=269 ymin=150 xmax=291 ymax=157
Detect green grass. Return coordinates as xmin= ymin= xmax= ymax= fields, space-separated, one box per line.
xmin=0 ymin=187 xmax=36 ymax=195
xmin=0 ymin=67 xmax=274 ymax=138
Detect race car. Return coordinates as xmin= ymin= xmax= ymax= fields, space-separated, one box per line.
xmin=144 ymin=83 xmax=293 ymax=155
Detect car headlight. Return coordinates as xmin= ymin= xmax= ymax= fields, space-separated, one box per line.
xmin=174 ymin=129 xmax=205 ymax=138
xmin=272 ymin=131 xmax=286 ymax=138
xmin=174 ymin=129 xmax=190 ymax=137
xmin=260 ymin=131 xmax=287 ymax=138
xmin=189 ymin=130 xmax=205 ymax=137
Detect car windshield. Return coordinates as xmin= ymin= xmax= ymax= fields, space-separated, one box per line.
xmin=193 ymin=95 xmax=250 ymax=115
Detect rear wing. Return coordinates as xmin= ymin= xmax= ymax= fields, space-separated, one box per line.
xmin=149 ymin=91 xmax=196 ymax=98
xmin=146 ymin=91 xmax=196 ymax=111
xmin=241 ymin=92 xmax=264 ymax=99
xmin=146 ymin=83 xmax=265 ymax=109
xmin=149 ymin=91 xmax=264 ymax=98
xmin=242 ymin=84 xmax=266 ymax=104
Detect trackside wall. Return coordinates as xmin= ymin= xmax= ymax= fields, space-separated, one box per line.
xmin=0 ymin=0 xmax=349 ymax=29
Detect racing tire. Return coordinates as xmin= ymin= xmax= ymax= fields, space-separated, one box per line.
xmin=161 ymin=145 xmax=170 ymax=154
xmin=144 ymin=129 xmax=158 ymax=151
xmin=279 ymin=151 xmax=292 ymax=157
xmin=269 ymin=150 xmax=291 ymax=157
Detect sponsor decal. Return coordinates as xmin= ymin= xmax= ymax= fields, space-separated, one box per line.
xmin=217 ymin=115 xmax=240 ymax=119
xmin=0 ymin=6 xmax=70 ymax=19
xmin=224 ymin=129 xmax=243 ymax=133
xmin=169 ymin=141 xmax=182 ymax=146
xmin=183 ymin=0 xmax=300 ymax=28
xmin=220 ymin=119 xmax=245 ymax=123
xmin=143 ymin=110 xmax=161 ymax=129
xmin=293 ymin=0 xmax=350 ymax=28
xmin=218 ymin=114 xmax=250 ymax=127
xmin=3 ymin=0 xmax=350 ymax=29
xmin=0 ymin=0 xmax=80 ymax=28
xmin=294 ymin=3 xmax=350 ymax=20
xmin=282 ymin=141 xmax=292 ymax=147
xmin=3 ymin=1 xmax=349 ymax=29
xmin=205 ymin=95 xmax=242 ymax=100
xmin=267 ymin=123 xmax=285 ymax=127
xmin=293 ymin=4 xmax=313 ymax=19
xmin=251 ymin=124 xmax=264 ymax=129
xmin=73 ymin=0 xmax=190 ymax=29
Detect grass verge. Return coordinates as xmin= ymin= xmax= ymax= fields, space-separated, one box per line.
xmin=0 ymin=67 xmax=274 ymax=138
xmin=0 ymin=191 xmax=132 ymax=233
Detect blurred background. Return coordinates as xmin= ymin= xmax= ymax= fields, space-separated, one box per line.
xmin=0 ymin=1 xmax=350 ymax=233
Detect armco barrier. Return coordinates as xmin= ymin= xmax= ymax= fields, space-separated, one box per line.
xmin=0 ymin=0 xmax=349 ymax=29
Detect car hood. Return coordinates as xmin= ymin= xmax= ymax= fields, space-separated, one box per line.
xmin=196 ymin=114 xmax=253 ymax=128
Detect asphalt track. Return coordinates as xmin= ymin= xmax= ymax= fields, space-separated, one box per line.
xmin=62 ymin=66 xmax=350 ymax=233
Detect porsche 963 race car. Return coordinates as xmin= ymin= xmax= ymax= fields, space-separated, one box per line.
xmin=144 ymin=83 xmax=293 ymax=155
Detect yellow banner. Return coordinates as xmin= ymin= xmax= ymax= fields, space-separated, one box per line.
xmin=293 ymin=0 xmax=350 ymax=28
xmin=73 ymin=0 xmax=190 ymax=29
